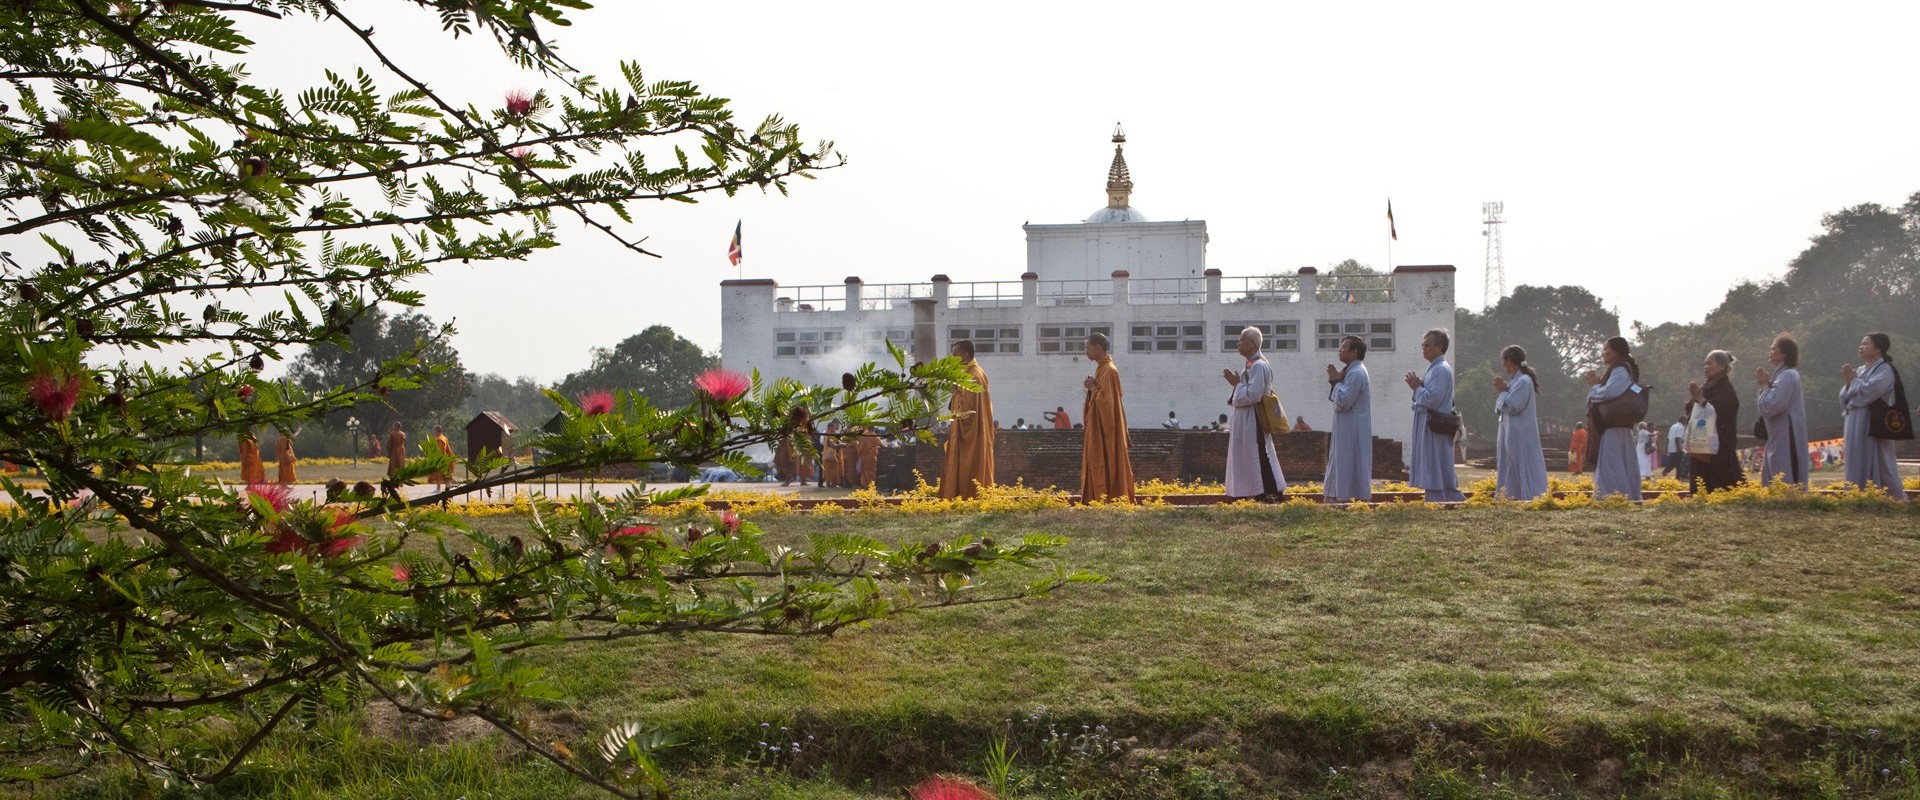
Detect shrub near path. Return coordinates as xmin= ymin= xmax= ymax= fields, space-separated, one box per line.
xmin=488 ymin=501 xmax=1919 ymax=798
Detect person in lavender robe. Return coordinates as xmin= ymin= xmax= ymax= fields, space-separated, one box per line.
xmin=1839 ymin=332 xmax=1908 ymax=499
xmin=1493 ymin=345 xmax=1549 ymax=501
xmin=1403 ymin=328 xmax=1464 ymax=502
xmin=1323 ymin=334 xmax=1372 ymax=502
xmin=1753 ymin=333 xmax=1810 ymax=488
xmin=1220 ymin=326 xmax=1286 ymax=501
xmin=1583 ymin=336 xmax=1644 ymax=500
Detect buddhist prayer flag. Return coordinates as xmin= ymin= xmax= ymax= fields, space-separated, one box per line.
xmin=726 ymin=220 xmax=743 ymax=266
xmin=1387 ymin=199 xmax=1398 ymax=241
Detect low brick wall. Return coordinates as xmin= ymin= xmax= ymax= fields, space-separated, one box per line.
xmin=878 ymin=429 xmax=1405 ymax=493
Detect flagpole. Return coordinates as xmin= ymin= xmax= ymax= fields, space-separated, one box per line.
xmin=1386 ymin=197 xmax=1394 ymax=271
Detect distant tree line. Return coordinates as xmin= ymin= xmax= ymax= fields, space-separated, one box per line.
xmin=1456 ymin=190 xmax=1920 ymax=447
xmin=279 ymin=319 xmax=715 ymax=458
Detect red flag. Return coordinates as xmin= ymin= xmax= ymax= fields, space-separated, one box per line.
xmin=726 ymin=220 xmax=743 ymax=266
xmin=1387 ymin=199 xmax=1397 ymax=241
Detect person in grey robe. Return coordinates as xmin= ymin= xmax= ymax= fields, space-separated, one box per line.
xmin=1583 ymin=336 xmax=1644 ymax=500
xmin=1493 ymin=345 xmax=1549 ymax=501
xmin=1323 ymin=334 xmax=1372 ymax=502
xmin=1838 ymin=332 xmax=1908 ymax=499
xmin=1221 ymin=326 xmax=1286 ymax=501
xmin=1404 ymin=328 xmax=1464 ymax=502
xmin=1753 ymin=333 xmax=1810 ymax=488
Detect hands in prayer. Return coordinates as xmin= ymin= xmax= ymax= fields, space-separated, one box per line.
xmin=1752 ymin=366 xmax=1770 ymax=387
xmin=1841 ymin=363 xmax=1857 ymax=384
xmin=1687 ymin=380 xmax=1705 ymax=404
xmin=1403 ymin=371 xmax=1423 ymax=390
xmin=1492 ymin=375 xmax=1508 ymax=393
xmin=1222 ymin=367 xmax=1239 ymax=387
xmin=1583 ymin=368 xmax=1601 ymax=386
xmin=1325 ymin=364 xmax=1341 ymax=383
xmin=1083 ymin=375 xmax=1097 ymax=391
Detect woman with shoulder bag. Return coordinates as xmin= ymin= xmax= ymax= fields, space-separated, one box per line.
xmin=1839 ymin=332 xmax=1909 ymax=499
xmin=1583 ymin=336 xmax=1643 ymax=500
xmin=1753 ymin=333 xmax=1810 ymax=488
xmin=1686 ymin=350 xmax=1745 ymax=493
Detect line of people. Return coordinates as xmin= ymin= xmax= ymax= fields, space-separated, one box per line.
xmin=954 ymin=325 xmax=1916 ymax=504
xmin=1558 ymin=332 xmax=1908 ymax=500
xmin=933 ymin=326 xmax=1473 ymax=504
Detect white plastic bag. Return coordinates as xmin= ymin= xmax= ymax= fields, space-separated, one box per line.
xmin=1686 ymin=403 xmax=1719 ymax=456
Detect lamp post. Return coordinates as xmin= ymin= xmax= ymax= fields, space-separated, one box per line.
xmin=344 ymin=417 xmax=362 ymax=466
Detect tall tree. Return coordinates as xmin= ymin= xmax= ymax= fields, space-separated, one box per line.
xmin=559 ymin=325 xmax=716 ymax=409
xmin=1670 ymin=191 xmax=1920 ymax=437
xmin=0 ymin=4 xmax=1076 ymax=797
xmin=286 ymin=306 xmax=470 ymax=431
xmin=461 ymin=372 xmax=557 ymax=439
xmin=1456 ymin=285 xmax=1620 ymax=441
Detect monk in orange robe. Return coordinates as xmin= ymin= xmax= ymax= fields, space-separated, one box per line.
xmin=1567 ymin=423 xmax=1588 ymax=474
xmin=238 ymin=433 xmax=266 ymax=484
xmin=386 ymin=422 xmax=408 ymax=477
xmin=1079 ymin=333 xmax=1134 ymax=503
xmin=275 ymin=431 xmax=298 ymax=485
xmin=819 ymin=422 xmax=843 ymax=487
xmin=938 ymin=340 xmax=995 ymax=499
xmin=775 ymin=434 xmax=812 ymax=486
xmin=430 ymin=424 xmax=455 ymax=488
xmin=855 ymin=426 xmax=881 ymax=490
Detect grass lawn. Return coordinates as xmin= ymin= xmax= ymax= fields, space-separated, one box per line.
xmin=24 ymin=500 xmax=1920 ymax=799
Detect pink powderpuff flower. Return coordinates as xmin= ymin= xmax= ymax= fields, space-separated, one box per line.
xmin=316 ymin=509 xmax=362 ymax=557
xmin=246 ymin=482 xmax=294 ymax=514
xmin=506 ymin=146 xmax=535 ymax=163
xmin=27 ymin=369 xmax=84 ymax=423
xmin=265 ymin=527 xmax=306 ymax=555
xmin=719 ymin=509 xmax=742 ymax=535
xmin=392 ymin=562 xmax=411 ymax=583
xmin=504 ymin=89 xmax=534 ymax=117
xmin=910 ymin=777 xmax=997 ymax=800
xmin=694 ymin=369 xmax=750 ymax=403
xmin=609 ymin=524 xmax=658 ymax=543
xmin=579 ymin=389 xmax=615 ymax=416
xmin=237 ymin=384 xmax=255 ymax=401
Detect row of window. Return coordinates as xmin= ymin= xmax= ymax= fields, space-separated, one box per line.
xmin=775 ymin=321 xmax=1398 ymax=358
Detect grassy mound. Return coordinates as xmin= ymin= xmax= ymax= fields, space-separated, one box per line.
xmin=22 ymin=501 xmax=1920 ymax=799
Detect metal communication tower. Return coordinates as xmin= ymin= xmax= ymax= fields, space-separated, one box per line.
xmin=1481 ymin=201 xmax=1506 ymax=309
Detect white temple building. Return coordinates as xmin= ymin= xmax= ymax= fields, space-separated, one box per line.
xmin=720 ymin=126 xmax=1456 ymax=454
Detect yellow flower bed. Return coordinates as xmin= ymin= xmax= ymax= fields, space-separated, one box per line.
xmin=178 ymin=457 xmax=364 ymax=471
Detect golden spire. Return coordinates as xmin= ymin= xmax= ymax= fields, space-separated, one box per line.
xmin=1105 ymin=123 xmax=1132 ymax=209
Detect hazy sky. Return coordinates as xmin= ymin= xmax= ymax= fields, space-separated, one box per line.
xmin=233 ymin=2 xmax=1920 ymax=380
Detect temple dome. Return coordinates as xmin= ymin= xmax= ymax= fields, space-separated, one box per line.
xmin=1085 ymin=206 xmax=1149 ymax=223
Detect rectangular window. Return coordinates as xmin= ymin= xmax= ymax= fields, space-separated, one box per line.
xmin=775 ymin=328 xmax=845 ymax=358
xmin=1037 ymin=324 xmax=1113 ymax=355
xmin=1223 ymin=322 xmax=1300 ymax=353
xmin=862 ymin=329 xmax=914 ymax=355
xmin=1131 ymin=321 xmax=1204 ymax=354
xmin=1316 ymin=320 xmax=1393 ymax=352
xmin=950 ymin=326 xmax=1021 ymax=354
